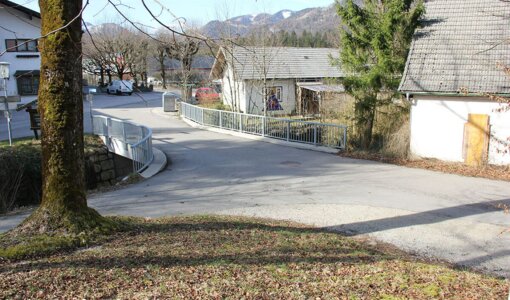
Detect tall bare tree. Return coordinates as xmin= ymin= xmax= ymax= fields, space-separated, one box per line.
xmin=82 ymin=33 xmax=109 ymax=86
xmin=151 ymin=30 xmax=175 ymax=89
xmin=167 ymin=35 xmax=200 ymax=100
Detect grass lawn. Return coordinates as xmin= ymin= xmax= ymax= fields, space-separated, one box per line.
xmin=0 ymin=137 xmax=37 ymax=147
xmin=0 ymin=215 xmax=507 ymax=299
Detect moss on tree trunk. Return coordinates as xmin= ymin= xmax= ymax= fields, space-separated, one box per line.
xmin=14 ymin=0 xmax=110 ymax=234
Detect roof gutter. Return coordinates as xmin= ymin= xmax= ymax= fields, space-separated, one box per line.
xmin=401 ymin=91 xmax=510 ymax=98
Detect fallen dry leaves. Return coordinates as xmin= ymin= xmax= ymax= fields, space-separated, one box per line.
xmin=339 ymin=152 xmax=510 ymax=182
xmin=0 ymin=216 xmax=508 ymax=299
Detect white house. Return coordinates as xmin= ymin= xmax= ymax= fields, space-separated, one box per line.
xmin=0 ymin=0 xmax=41 ymax=103
xmin=211 ymin=46 xmax=345 ymax=115
xmin=399 ymin=0 xmax=510 ymax=166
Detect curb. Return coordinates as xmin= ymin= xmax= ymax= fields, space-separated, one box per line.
xmin=139 ymin=146 xmax=167 ymax=179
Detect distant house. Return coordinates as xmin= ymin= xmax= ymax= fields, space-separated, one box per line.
xmin=0 ymin=0 xmax=41 ymax=102
xmin=210 ymin=46 xmax=347 ymax=115
xmin=399 ymin=0 xmax=510 ymax=166
xmin=165 ymin=56 xmax=215 ymax=83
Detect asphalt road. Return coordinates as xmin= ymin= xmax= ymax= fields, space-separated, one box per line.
xmin=0 ymin=91 xmax=165 ymax=141
xmin=1 ymin=91 xmax=510 ymax=278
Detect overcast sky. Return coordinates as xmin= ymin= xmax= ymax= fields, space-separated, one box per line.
xmin=10 ymin=0 xmax=335 ymax=28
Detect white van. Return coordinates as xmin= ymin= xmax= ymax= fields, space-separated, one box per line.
xmin=107 ymin=80 xmax=133 ymax=95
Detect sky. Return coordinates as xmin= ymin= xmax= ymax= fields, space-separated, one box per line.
xmin=10 ymin=0 xmax=335 ymax=28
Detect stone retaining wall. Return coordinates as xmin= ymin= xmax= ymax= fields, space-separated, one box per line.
xmin=84 ymin=146 xmax=133 ymax=189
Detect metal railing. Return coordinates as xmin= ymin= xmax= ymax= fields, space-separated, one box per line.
xmin=181 ymin=102 xmax=347 ymax=149
xmin=92 ymin=115 xmax=154 ymax=173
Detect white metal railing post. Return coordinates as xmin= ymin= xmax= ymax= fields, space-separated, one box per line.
xmin=239 ymin=113 xmax=243 ymax=132
xmin=201 ymin=107 xmax=205 ymax=125
xmin=286 ymin=120 xmax=290 ymax=142
xmin=343 ymin=127 xmax=347 ymax=148
xmin=130 ymin=145 xmax=136 ymax=173
xmin=106 ymin=117 xmax=112 ymax=147
xmin=219 ymin=110 xmax=223 ymax=129
xmin=122 ymin=122 xmax=127 ymax=151
xmin=313 ymin=125 xmax=317 ymax=146
xmin=262 ymin=116 xmax=265 ymax=137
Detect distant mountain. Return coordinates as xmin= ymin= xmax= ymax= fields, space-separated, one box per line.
xmin=201 ymin=5 xmax=340 ymax=39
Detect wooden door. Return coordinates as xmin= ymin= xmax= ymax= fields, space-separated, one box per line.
xmin=463 ymin=114 xmax=490 ymax=166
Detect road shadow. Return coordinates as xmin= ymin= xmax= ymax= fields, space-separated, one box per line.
xmin=325 ymin=198 xmax=510 ymax=236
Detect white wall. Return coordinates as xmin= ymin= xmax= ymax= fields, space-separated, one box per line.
xmin=410 ymin=96 xmax=510 ymax=165
xmin=221 ymin=66 xmax=245 ymax=111
xmin=244 ymin=79 xmax=296 ymax=115
xmin=0 ymin=6 xmax=41 ymax=101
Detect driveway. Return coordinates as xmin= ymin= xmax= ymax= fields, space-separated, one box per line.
xmin=1 ymin=93 xmax=510 ymax=277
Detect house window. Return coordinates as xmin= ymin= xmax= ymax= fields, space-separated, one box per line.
xmin=264 ymin=86 xmax=283 ymax=111
xmin=17 ymin=75 xmax=39 ymax=95
xmin=5 ymin=39 xmax=38 ymax=52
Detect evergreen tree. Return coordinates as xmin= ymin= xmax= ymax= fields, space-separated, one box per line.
xmin=290 ymin=31 xmax=298 ymax=47
xmin=335 ymin=0 xmax=424 ymax=149
xmin=314 ymin=31 xmax=324 ymax=47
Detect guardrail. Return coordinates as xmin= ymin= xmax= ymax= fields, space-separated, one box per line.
xmin=180 ymin=102 xmax=347 ymax=149
xmin=92 ymin=115 xmax=154 ymax=173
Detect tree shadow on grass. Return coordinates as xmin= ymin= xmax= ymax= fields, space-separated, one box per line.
xmin=0 ymin=218 xmax=400 ymax=274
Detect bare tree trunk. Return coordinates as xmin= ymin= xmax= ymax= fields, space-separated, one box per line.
xmin=161 ymin=60 xmax=167 ymax=89
xmin=16 ymin=0 xmax=106 ymax=234
xmin=182 ymin=56 xmax=193 ymax=100
xmin=106 ymin=69 xmax=112 ymax=84
xmin=99 ymin=66 xmax=105 ymax=86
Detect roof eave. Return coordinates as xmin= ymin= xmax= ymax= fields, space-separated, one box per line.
xmin=0 ymin=0 xmax=41 ymax=19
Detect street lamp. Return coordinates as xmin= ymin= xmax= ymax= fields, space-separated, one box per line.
xmin=0 ymin=62 xmax=13 ymax=146
xmin=0 ymin=62 xmax=9 ymax=79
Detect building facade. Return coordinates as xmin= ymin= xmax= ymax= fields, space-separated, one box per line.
xmin=399 ymin=0 xmax=510 ymax=166
xmin=0 ymin=0 xmax=41 ymax=102
xmin=211 ymin=46 xmax=345 ymax=116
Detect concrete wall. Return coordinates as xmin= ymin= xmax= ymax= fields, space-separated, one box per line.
xmin=0 ymin=6 xmax=41 ymax=102
xmin=244 ymin=79 xmax=296 ymax=115
xmin=410 ymin=95 xmax=510 ymax=165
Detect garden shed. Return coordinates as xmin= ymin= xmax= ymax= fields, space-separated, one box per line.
xmin=399 ymin=0 xmax=510 ymax=166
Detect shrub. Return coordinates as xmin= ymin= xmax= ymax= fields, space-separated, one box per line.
xmin=382 ymin=120 xmax=410 ymax=158
xmin=0 ymin=141 xmax=42 ymax=213
xmin=0 ymin=135 xmax=105 ymax=213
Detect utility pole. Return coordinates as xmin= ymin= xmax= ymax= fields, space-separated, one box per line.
xmin=0 ymin=62 xmax=12 ymax=146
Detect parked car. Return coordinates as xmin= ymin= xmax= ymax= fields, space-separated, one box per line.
xmin=195 ymin=87 xmax=220 ymax=102
xmin=106 ymin=80 xmax=133 ymax=95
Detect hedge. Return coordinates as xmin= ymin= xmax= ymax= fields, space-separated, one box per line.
xmin=0 ymin=136 xmax=105 ymax=214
